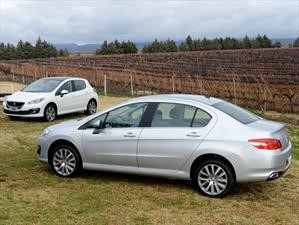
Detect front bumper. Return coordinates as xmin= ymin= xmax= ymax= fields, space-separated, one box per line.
xmin=3 ymin=101 xmax=45 ymax=118
xmin=37 ymin=135 xmax=51 ymax=163
xmin=4 ymin=108 xmax=40 ymax=115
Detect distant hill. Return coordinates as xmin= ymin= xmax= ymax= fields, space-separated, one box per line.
xmin=54 ymin=43 xmax=100 ymax=53
xmin=272 ymin=38 xmax=295 ymax=47
xmin=54 ymin=42 xmax=155 ymax=53
xmin=55 ymin=38 xmax=295 ymax=53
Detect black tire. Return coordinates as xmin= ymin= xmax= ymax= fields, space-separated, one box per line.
xmin=193 ymin=159 xmax=235 ymax=198
xmin=85 ymin=99 xmax=97 ymax=115
xmin=50 ymin=145 xmax=82 ymax=177
xmin=44 ymin=104 xmax=57 ymax=122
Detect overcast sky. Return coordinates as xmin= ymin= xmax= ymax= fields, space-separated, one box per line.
xmin=0 ymin=0 xmax=298 ymax=44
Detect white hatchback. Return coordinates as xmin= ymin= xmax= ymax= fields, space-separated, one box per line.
xmin=3 ymin=76 xmax=99 ymax=121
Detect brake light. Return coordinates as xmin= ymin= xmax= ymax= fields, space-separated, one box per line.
xmin=248 ymin=138 xmax=282 ymax=150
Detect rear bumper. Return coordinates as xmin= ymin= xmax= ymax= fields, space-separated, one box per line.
xmin=266 ymin=155 xmax=291 ymax=181
xmin=230 ymin=141 xmax=292 ymax=183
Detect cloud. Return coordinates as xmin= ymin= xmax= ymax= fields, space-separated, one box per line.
xmin=0 ymin=0 xmax=298 ymax=44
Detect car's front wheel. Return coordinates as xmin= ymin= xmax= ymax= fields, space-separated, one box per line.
xmin=86 ymin=99 xmax=97 ymax=115
xmin=193 ymin=159 xmax=235 ymax=198
xmin=44 ymin=104 xmax=56 ymax=122
xmin=50 ymin=145 xmax=81 ymax=177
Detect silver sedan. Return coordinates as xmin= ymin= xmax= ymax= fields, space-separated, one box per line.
xmin=38 ymin=94 xmax=292 ymax=198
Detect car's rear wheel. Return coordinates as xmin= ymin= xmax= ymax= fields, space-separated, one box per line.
xmin=193 ymin=159 xmax=235 ymax=198
xmin=86 ymin=99 xmax=97 ymax=115
xmin=50 ymin=145 xmax=81 ymax=177
xmin=44 ymin=104 xmax=56 ymax=122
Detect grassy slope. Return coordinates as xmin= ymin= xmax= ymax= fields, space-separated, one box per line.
xmin=0 ymin=96 xmax=298 ymax=225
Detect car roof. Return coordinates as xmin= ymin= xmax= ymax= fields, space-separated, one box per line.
xmin=42 ymin=76 xmax=85 ymax=81
xmin=131 ymin=94 xmax=223 ymax=106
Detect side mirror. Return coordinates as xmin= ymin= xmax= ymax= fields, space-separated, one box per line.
xmin=60 ymin=90 xmax=69 ymax=97
xmin=92 ymin=120 xmax=105 ymax=134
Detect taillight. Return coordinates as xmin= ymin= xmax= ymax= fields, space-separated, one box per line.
xmin=248 ymin=138 xmax=282 ymax=150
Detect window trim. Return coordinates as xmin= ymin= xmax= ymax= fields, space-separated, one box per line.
xmin=55 ymin=80 xmax=73 ymax=96
xmin=212 ymin=101 xmax=258 ymax=124
xmin=79 ymin=102 xmax=150 ymax=130
xmin=148 ymin=102 xmax=212 ymax=128
xmin=72 ymin=80 xmax=86 ymax=92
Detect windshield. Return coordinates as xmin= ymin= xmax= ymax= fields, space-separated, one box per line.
xmin=22 ymin=78 xmax=64 ymax=93
xmin=213 ymin=101 xmax=259 ymax=124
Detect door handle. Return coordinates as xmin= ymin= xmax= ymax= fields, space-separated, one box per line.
xmin=123 ymin=132 xmax=136 ymax=138
xmin=186 ymin=132 xmax=201 ymax=137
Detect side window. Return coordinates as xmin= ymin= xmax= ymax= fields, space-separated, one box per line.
xmin=86 ymin=113 xmax=107 ymax=128
xmin=192 ymin=109 xmax=212 ymax=127
xmin=73 ymin=80 xmax=86 ymax=92
xmin=56 ymin=81 xmax=72 ymax=95
xmin=105 ymin=103 xmax=148 ymax=128
xmin=151 ymin=103 xmax=196 ymax=127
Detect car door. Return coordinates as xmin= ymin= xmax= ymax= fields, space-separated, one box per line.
xmin=82 ymin=102 xmax=148 ymax=167
xmin=72 ymin=80 xmax=89 ymax=110
xmin=55 ymin=80 xmax=76 ymax=114
xmin=137 ymin=102 xmax=216 ymax=171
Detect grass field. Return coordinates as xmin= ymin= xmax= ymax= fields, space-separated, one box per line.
xmin=0 ymin=95 xmax=298 ymax=225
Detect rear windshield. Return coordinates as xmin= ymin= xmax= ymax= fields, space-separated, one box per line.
xmin=213 ymin=101 xmax=259 ymax=124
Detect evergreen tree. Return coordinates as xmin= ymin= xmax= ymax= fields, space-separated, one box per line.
xmin=178 ymin=42 xmax=189 ymax=51
xmin=23 ymin=41 xmax=35 ymax=59
xmin=6 ymin=44 xmax=17 ymax=59
xmin=0 ymin=37 xmax=58 ymax=60
xmin=262 ymin=35 xmax=272 ymax=48
xmin=293 ymin=37 xmax=299 ymax=47
xmin=96 ymin=40 xmax=108 ymax=55
xmin=34 ymin=37 xmax=44 ymax=58
xmin=59 ymin=48 xmax=70 ymax=57
xmin=96 ymin=40 xmax=137 ymax=55
xmin=273 ymin=42 xmax=281 ymax=48
xmin=16 ymin=40 xmax=25 ymax=59
xmin=164 ymin=39 xmax=178 ymax=52
xmin=121 ymin=41 xmax=138 ymax=54
xmin=242 ymin=35 xmax=252 ymax=49
xmin=142 ymin=39 xmax=164 ymax=53
xmin=0 ymin=43 xmax=5 ymax=60
xmin=185 ymin=35 xmax=194 ymax=51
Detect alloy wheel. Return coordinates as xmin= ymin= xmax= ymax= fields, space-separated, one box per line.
xmin=197 ymin=163 xmax=228 ymax=196
xmin=88 ymin=100 xmax=97 ymax=114
xmin=46 ymin=106 xmax=56 ymax=121
xmin=53 ymin=148 xmax=77 ymax=176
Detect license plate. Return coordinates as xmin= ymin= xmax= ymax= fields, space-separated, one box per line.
xmin=10 ymin=106 xmax=18 ymax=111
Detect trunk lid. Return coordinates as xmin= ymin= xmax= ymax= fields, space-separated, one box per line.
xmin=247 ymin=119 xmax=289 ymax=150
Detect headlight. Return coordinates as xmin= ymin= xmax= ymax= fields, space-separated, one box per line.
xmin=40 ymin=127 xmax=54 ymax=137
xmin=28 ymin=98 xmax=45 ymax=105
xmin=3 ymin=95 xmax=9 ymax=103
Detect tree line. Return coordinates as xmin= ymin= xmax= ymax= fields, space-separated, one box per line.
xmin=96 ymin=40 xmax=138 ymax=55
xmin=1 ymin=36 xmax=299 ymax=59
xmin=0 ymin=37 xmax=69 ymax=60
xmin=142 ymin=35 xmax=282 ymax=53
xmin=97 ymin=35 xmax=299 ymax=55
